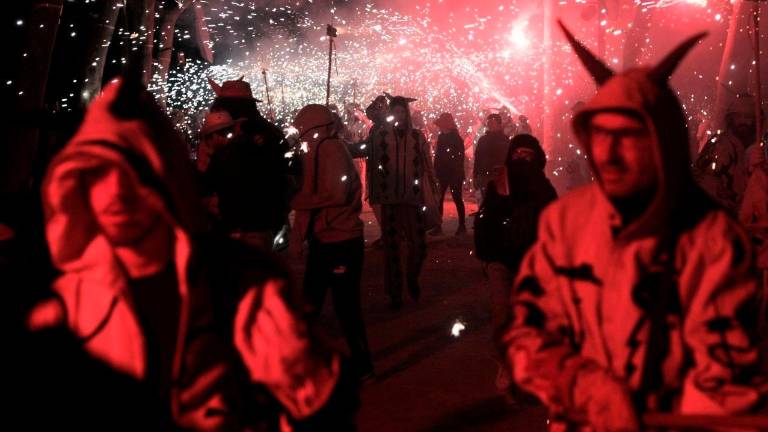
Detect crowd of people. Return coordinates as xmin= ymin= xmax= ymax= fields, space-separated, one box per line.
xmin=4 ymin=22 xmax=768 ymax=432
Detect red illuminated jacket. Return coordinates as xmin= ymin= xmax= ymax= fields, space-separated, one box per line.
xmin=28 ymin=80 xmax=339 ymax=429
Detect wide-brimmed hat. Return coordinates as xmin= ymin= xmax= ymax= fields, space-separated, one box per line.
xmin=208 ymin=76 xmax=263 ymax=102
xmin=200 ymin=111 xmax=235 ymax=136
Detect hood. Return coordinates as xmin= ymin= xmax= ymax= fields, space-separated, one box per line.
xmin=508 ymin=133 xmax=547 ymax=171
xmin=42 ymin=78 xmax=205 ymax=271
xmin=561 ymin=20 xmax=709 ymax=241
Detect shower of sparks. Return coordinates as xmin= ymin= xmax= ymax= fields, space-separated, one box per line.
xmin=16 ymin=0 xmax=757 ymax=192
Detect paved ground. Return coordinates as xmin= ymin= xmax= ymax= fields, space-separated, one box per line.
xmin=286 ymin=199 xmax=549 ymax=431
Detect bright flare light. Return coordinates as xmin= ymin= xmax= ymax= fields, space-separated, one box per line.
xmin=451 ymin=320 xmax=467 ymax=338
xmin=508 ymin=20 xmax=531 ymax=51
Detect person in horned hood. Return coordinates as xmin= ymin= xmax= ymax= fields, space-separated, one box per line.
xmin=369 ymin=94 xmax=436 ymax=309
xmin=26 ymin=75 xmax=353 ymax=429
xmin=500 ymin=22 xmax=764 ymax=431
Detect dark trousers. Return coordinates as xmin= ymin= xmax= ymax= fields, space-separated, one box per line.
xmin=437 ymin=177 xmax=466 ymax=227
xmin=382 ymin=204 xmax=427 ymax=303
xmin=304 ymin=236 xmax=372 ymax=372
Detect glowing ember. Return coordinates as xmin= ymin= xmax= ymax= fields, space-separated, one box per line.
xmin=451 ymin=320 xmax=467 ymax=337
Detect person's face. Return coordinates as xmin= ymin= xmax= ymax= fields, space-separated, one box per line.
xmin=487 ymin=117 xmax=502 ymax=132
xmin=510 ymin=147 xmax=537 ymax=163
xmin=728 ymin=112 xmax=756 ymax=142
xmin=589 ymin=112 xmax=657 ymax=199
xmin=208 ymin=128 xmax=233 ymax=149
xmin=392 ymin=105 xmax=408 ymax=127
xmin=88 ymin=169 xmax=161 ymax=246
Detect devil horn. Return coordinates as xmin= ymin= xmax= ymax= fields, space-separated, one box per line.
xmin=237 ymin=75 xmax=245 ymax=81
xmin=207 ymin=77 xmax=222 ymax=96
xmin=557 ymin=19 xmax=614 ymax=85
xmin=650 ymin=32 xmax=708 ymax=83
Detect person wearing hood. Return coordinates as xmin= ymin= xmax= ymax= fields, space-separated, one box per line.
xmin=432 ymin=112 xmax=467 ymax=235
xmin=500 ymin=23 xmax=764 ymax=431
xmin=474 ymin=133 xmax=557 ymax=399
xmin=205 ymin=78 xmax=289 ymax=250
xmin=290 ymin=104 xmax=375 ymax=382
xmin=475 ymin=134 xmax=557 ymax=332
xmin=474 ymin=114 xmax=510 ymax=200
xmin=26 ymin=77 xmax=352 ymax=430
xmin=370 ymin=95 xmax=435 ymax=309
xmin=695 ymin=93 xmax=764 ymax=212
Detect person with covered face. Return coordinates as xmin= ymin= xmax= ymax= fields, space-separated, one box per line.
xmin=474 ymin=113 xmax=510 ymax=200
xmin=695 ymin=93 xmax=764 ymax=212
xmin=370 ymin=95 xmax=434 ymax=309
xmin=26 ymin=77 xmax=353 ymax=430
xmin=474 ymin=133 xmax=557 ymax=398
xmin=475 ymin=134 xmax=557 ymax=335
xmin=500 ymin=23 xmax=765 ymax=431
xmin=432 ymin=112 xmax=467 ymax=235
xmin=290 ymin=104 xmax=375 ymax=382
xmin=205 ymin=77 xmax=289 ymax=250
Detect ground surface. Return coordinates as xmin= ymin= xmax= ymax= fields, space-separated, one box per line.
xmin=286 ymin=198 xmax=549 ymax=432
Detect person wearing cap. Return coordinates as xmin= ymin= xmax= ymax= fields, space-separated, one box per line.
xmin=205 ymin=77 xmax=289 ymax=250
xmin=432 ymin=112 xmax=467 ymax=235
xmin=370 ymin=95 xmax=434 ymax=309
xmin=500 ymin=24 xmax=763 ymax=431
xmin=196 ymin=111 xmax=234 ymax=173
xmin=695 ymin=93 xmax=764 ymax=212
xmin=290 ymin=104 xmax=375 ymax=382
xmin=474 ymin=113 xmax=510 ymax=200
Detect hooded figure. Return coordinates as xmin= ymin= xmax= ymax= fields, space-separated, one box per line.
xmin=290 ymin=104 xmax=374 ymax=382
xmin=500 ymin=22 xmax=763 ymax=431
xmin=27 ymin=79 xmax=347 ymax=429
xmin=433 ymin=112 xmax=467 ymax=234
xmin=475 ymin=134 xmax=557 ymax=335
xmin=474 ymin=113 xmax=510 ymax=199
xmin=370 ymin=95 xmax=436 ymax=309
xmin=694 ymin=93 xmax=764 ymax=212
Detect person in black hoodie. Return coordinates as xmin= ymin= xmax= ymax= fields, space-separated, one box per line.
xmin=432 ymin=112 xmax=467 ymax=235
xmin=206 ymin=78 xmax=289 ymax=250
xmin=474 ymin=133 xmax=557 ymax=400
xmin=474 ymin=134 xmax=557 ymax=336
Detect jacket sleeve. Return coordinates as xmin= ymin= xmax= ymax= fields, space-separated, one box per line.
xmin=234 ymin=279 xmax=340 ymax=420
xmin=499 ymin=206 xmax=602 ymax=412
xmin=291 ymin=142 xmax=356 ymax=211
xmin=677 ymin=213 xmax=764 ymax=414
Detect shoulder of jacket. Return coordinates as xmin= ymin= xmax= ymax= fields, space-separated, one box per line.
xmin=687 ymin=208 xmax=749 ymax=246
xmin=540 ymin=184 xmax=598 ymax=223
